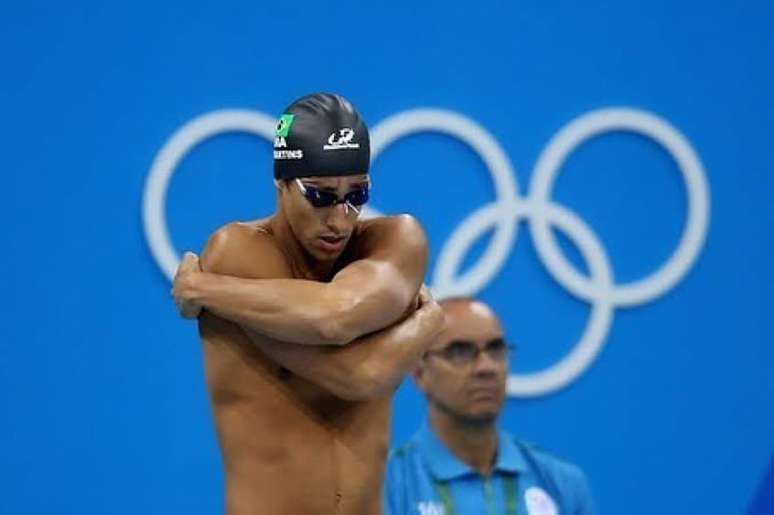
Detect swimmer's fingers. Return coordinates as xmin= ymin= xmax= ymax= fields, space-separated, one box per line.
xmin=172 ymin=252 xmax=199 ymax=295
xmin=179 ymin=251 xmax=201 ymax=274
xmin=172 ymin=292 xmax=203 ymax=319
xmin=177 ymin=299 xmax=202 ymax=319
xmin=417 ymin=284 xmax=433 ymax=306
xmin=171 ymin=251 xmax=203 ymax=319
xmin=415 ymin=285 xmax=445 ymax=337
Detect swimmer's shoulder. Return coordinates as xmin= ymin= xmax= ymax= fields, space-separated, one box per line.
xmin=356 ymin=213 xmax=424 ymax=237
xmin=354 ymin=214 xmax=428 ymax=258
xmin=201 ymin=219 xmax=292 ymax=279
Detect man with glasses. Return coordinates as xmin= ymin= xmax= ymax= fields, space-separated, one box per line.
xmin=171 ymin=93 xmax=444 ymax=514
xmin=386 ymin=297 xmax=596 ymax=515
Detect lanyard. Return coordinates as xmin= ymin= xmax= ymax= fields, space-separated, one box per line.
xmin=432 ymin=474 xmax=518 ymax=515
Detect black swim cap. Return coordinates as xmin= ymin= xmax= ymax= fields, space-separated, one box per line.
xmin=273 ymin=93 xmax=370 ymax=180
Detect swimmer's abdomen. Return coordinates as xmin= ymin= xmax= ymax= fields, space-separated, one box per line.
xmin=199 ymin=312 xmax=389 ymax=515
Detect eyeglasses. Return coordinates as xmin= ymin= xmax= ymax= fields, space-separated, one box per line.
xmin=295 ymin=179 xmax=370 ymax=215
xmin=425 ymin=338 xmax=514 ymax=367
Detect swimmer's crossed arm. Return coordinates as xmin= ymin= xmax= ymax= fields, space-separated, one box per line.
xmin=184 ymin=217 xmax=444 ymax=400
xmin=200 ymin=286 xmax=443 ymax=400
xmin=173 ymin=215 xmax=427 ymax=346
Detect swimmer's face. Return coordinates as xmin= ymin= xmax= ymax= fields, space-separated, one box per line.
xmin=278 ymin=174 xmax=369 ymax=262
xmin=415 ymin=300 xmax=509 ymax=426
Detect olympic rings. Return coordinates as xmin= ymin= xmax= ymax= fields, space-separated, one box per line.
xmin=142 ymin=106 xmax=710 ymax=397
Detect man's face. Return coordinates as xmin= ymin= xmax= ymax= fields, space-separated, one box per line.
xmin=279 ymin=174 xmax=369 ymax=262
xmin=415 ymin=300 xmax=509 ymax=426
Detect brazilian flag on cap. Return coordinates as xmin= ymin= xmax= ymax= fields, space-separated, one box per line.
xmin=275 ymin=114 xmax=295 ymax=137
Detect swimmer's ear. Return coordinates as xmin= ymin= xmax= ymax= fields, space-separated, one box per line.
xmin=274 ymin=179 xmax=293 ymax=195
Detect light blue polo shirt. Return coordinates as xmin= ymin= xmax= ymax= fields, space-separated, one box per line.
xmin=385 ymin=422 xmax=596 ymax=515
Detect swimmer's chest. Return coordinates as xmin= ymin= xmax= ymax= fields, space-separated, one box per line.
xmin=201 ymin=317 xmax=363 ymax=420
xmin=206 ymin=223 xmax=373 ymax=412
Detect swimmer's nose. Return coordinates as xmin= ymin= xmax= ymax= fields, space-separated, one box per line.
xmin=326 ymin=203 xmax=354 ymax=233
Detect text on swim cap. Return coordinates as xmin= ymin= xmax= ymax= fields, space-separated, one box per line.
xmin=273 ymin=149 xmax=304 ymax=160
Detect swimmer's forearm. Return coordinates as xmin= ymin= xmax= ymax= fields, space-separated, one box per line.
xmin=253 ymin=295 xmax=444 ymax=400
xmin=186 ymin=271 xmax=401 ymax=346
xmin=186 ymin=272 xmax=343 ymax=345
xmin=346 ymin=305 xmax=443 ymax=398
xmin=182 ymin=262 xmax=416 ymax=345
xmin=189 ymin=216 xmax=428 ymax=346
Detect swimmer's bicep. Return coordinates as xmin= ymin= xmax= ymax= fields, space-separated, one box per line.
xmin=329 ymin=216 xmax=429 ymax=323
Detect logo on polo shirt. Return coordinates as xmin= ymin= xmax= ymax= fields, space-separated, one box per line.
xmin=525 ymin=487 xmax=557 ymax=515
xmin=417 ymin=501 xmax=445 ymax=515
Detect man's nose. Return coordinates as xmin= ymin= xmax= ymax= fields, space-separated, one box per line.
xmin=472 ymin=349 xmax=501 ymax=377
xmin=325 ymin=203 xmax=353 ymax=231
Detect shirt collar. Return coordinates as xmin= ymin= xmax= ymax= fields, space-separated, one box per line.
xmin=413 ymin=421 xmax=528 ymax=481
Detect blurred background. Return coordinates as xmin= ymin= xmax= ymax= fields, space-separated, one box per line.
xmin=2 ymin=1 xmax=773 ymax=514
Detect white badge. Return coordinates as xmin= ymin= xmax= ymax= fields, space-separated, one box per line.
xmin=525 ymin=486 xmax=558 ymax=515
xmin=416 ymin=501 xmax=445 ymax=515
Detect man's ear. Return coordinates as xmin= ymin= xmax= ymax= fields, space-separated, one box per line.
xmin=273 ymin=179 xmax=283 ymax=191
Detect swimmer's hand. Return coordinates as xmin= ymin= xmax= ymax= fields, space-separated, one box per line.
xmin=418 ymin=285 xmax=435 ymax=307
xmin=415 ymin=285 xmax=445 ymax=338
xmin=172 ymin=251 xmax=203 ymax=319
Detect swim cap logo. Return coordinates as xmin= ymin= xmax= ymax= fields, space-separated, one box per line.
xmin=323 ymin=128 xmax=360 ymax=150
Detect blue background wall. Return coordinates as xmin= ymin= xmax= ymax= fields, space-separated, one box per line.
xmin=2 ymin=1 xmax=773 ymax=514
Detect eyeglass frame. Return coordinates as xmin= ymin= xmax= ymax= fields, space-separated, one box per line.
xmin=424 ymin=337 xmax=515 ymax=367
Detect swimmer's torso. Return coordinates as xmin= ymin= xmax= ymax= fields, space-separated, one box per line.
xmin=198 ymin=220 xmax=391 ymax=515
